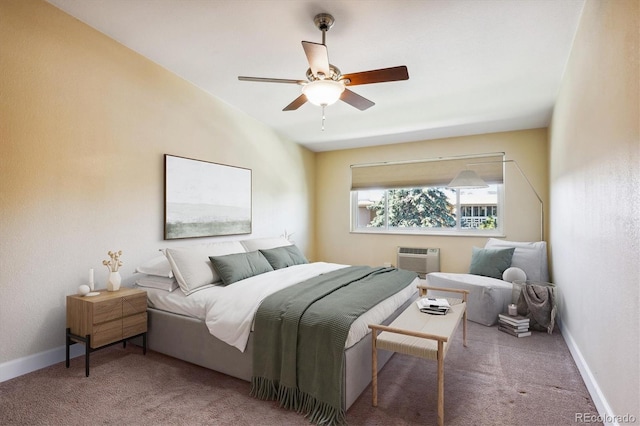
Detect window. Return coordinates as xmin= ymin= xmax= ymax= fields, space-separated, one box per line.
xmin=351 ymin=154 xmax=504 ymax=235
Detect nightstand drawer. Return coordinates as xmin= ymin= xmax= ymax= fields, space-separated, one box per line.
xmin=92 ymin=319 xmax=123 ymax=348
xmin=93 ymin=298 xmax=123 ymax=324
xmin=123 ymin=293 xmax=147 ymax=316
xmin=123 ymin=312 xmax=147 ymax=338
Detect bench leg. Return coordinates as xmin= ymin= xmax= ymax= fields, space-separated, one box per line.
xmin=437 ymin=341 xmax=444 ymax=426
xmin=372 ymin=330 xmax=378 ymax=407
xmin=463 ymin=309 xmax=468 ymax=347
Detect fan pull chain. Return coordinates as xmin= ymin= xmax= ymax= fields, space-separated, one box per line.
xmin=321 ymin=105 xmax=326 ymax=131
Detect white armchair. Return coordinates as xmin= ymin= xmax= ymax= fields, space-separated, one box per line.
xmin=425 ymin=239 xmax=549 ymax=326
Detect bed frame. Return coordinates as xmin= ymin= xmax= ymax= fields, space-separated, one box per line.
xmin=145 ymin=293 xmax=416 ymax=411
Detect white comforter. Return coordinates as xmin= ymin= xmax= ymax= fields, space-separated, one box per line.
xmin=144 ymin=262 xmax=418 ymax=353
xmin=204 ymin=262 xmax=347 ymax=352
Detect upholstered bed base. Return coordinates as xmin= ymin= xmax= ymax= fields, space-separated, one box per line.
xmin=145 ymin=308 xmax=253 ymax=381
xmin=145 ymin=294 xmax=416 ymax=411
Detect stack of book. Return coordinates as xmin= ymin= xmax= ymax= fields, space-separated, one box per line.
xmin=498 ymin=313 xmax=531 ymax=337
xmin=416 ymin=297 xmax=451 ymax=315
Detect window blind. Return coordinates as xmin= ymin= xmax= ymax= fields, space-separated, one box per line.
xmin=350 ymin=153 xmax=505 ymax=190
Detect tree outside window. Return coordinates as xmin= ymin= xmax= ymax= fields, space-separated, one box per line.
xmin=368 ymin=188 xmax=456 ymax=228
xmin=354 ymin=185 xmax=500 ymax=234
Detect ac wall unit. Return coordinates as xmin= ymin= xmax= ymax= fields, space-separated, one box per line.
xmin=396 ymin=247 xmax=440 ymax=278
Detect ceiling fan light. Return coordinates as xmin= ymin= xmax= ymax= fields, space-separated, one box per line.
xmin=302 ymin=79 xmax=345 ymax=106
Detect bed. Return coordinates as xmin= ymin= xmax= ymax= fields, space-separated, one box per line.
xmin=134 ymin=238 xmax=419 ymax=422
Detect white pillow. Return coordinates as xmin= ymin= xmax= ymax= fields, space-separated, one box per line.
xmin=164 ymin=241 xmax=246 ymax=295
xmin=502 ymin=267 xmax=527 ymax=283
xmin=485 ymin=238 xmax=549 ymax=282
xmin=135 ymin=275 xmax=179 ymax=292
xmin=135 ymin=255 xmax=173 ymax=278
xmin=240 ymin=237 xmax=291 ymax=252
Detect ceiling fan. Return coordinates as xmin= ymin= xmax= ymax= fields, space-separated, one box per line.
xmin=238 ymin=13 xmax=409 ymax=120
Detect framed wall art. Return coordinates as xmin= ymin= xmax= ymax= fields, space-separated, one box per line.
xmin=164 ymin=154 xmax=252 ymax=239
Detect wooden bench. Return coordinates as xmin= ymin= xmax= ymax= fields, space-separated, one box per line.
xmin=369 ymin=285 xmax=469 ymax=426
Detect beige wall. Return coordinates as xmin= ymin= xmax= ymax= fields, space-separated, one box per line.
xmin=315 ymin=129 xmax=548 ymax=272
xmin=0 ymin=0 xmax=315 ymax=367
xmin=550 ymin=0 xmax=639 ymax=419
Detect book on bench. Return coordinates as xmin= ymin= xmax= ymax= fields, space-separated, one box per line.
xmin=416 ymin=297 xmax=451 ymax=315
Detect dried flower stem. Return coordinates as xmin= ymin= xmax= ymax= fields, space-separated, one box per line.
xmin=102 ymin=250 xmax=123 ymax=273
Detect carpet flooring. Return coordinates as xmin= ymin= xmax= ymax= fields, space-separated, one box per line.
xmin=0 ymin=321 xmax=600 ymax=425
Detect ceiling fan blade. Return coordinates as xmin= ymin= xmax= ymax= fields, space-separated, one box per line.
xmin=341 ymin=89 xmax=375 ymax=111
xmin=341 ymin=66 xmax=409 ymax=86
xmin=238 ymin=76 xmax=306 ymax=85
xmin=283 ymin=94 xmax=308 ymax=111
xmin=302 ymin=41 xmax=331 ymax=78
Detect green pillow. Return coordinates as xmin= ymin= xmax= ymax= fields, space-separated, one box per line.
xmin=469 ymin=247 xmax=515 ymax=279
xmin=259 ymin=245 xmax=308 ymax=269
xmin=209 ymin=251 xmax=273 ymax=286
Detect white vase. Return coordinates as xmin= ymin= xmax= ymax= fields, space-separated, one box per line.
xmin=106 ymin=271 xmax=121 ymax=291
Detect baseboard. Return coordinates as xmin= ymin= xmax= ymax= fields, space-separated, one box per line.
xmin=0 ymin=344 xmax=85 ymax=383
xmin=559 ymin=320 xmax=618 ymax=426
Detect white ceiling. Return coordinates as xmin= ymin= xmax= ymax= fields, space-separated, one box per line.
xmin=46 ymin=0 xmax=585 ymax=152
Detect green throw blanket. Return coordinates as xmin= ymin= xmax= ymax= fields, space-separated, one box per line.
xmin=251 ymin=266 xmax=418 ymax=426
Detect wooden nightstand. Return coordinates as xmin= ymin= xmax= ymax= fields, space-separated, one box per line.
xmin=66 ymin=287 xmax=147 ymax=376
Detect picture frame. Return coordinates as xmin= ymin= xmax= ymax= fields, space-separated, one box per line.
xmin=164 ymin=154 xmax=252 ymax=239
